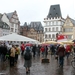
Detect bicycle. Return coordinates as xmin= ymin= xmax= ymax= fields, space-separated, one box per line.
xmin=71 ymin=52 xmax=75 ymax=68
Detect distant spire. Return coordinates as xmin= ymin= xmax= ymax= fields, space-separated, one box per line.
xmin=24 ymin=22 xmax=27 ymax=26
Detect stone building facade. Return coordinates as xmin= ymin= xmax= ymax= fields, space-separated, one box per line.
xmin=20 ymin=22 xmax=44 ymax=42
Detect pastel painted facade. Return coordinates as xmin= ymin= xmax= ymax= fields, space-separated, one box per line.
xmin=62 ymin=16 xmax=75 ymax=40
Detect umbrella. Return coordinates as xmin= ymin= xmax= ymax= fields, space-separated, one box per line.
xmin=41 ymin=43 xmax=49 ymax=46
xmin=41 ymin=42 xmax=49 ymax=46
xmin=62 ymin=41 xmax=74 ymax=44
xmin=72 ymin=40 xmax=75 ymax=42
xmin=57 ymin=42 xmax=64 ymax=45
xmin=45 ymin=41 xmax=57 ymax=44
xmin=25 ymin=43 xmax=33 ymax=46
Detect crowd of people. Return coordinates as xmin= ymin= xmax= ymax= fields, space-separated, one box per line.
xmin=0 ymin=41 xmax=75 ymax=74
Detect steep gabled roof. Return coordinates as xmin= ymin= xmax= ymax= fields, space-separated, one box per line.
xmin=47 ymin=4 xmax=62 ymax=18
xmin=29 ymin=22 xmax=43 ymax=31
xmin=6 ymin=12 xmax=14 ymax=19
xmin=70 ymin=18 xmax=75 ymax=25
xmin=21 ymin=21 xmax=44 ymax=32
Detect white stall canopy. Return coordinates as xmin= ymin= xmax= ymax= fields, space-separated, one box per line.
xmin=0 ymin=33 xmax=39 ymax=44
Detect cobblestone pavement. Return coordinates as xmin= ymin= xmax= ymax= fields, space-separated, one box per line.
xmin=0 ymin=54 xmax=75 ymax=75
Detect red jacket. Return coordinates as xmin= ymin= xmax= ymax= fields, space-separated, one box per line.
xmin=66 ymin=45 xmax=71 ymax=52
xmin=57 ymin=46 xmax=65 ymax=57
xmin=40 ymin=47 xmax=45 ymax=52
xmin=21 ymin=44 xmax=25 ymax=51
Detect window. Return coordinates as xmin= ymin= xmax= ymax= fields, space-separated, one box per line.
xmin=56 ymin=27 xmax=58 ymax=31
xmin=53 ymin=8 xmax=55 ymax=11
xmin=47 ymin=22 xmax=49 ymax=25
xmin=13 ymin=15 xmax=16 ymax=18
xmin=67 ymin=35 xmax=72 ymax=39
xmin=49 ymin=34 xmax=51 ymax=38
xmin=49 ymin=28 xmax=51 ymax=31
xmin=52 ymin=27 xmax=54 ymax=31
xmin=45 ymin=28 xmax=47 ymax=32
xmin=56 ymin=21 xmax=58 ymax=25
xmin=45 ymin=34 xmax=47 ymax=38
xmin=58 ymin=21 xmax=60 ymax=25
xmin=52 ymin=21 xmax=54 ymax=25
xmin=49 ymin=22 xmax=51 ymax=25
xmin=15 ymin=24 xmax=18 ymax=28
xmin=51 ymin=22 xmax=52 ymax=25
xmin=54 ymin=21 xmax=56 ymax=25
xmin=52 ymin=34 xmax=55 ymax=38
xmin=64 ymin=28 xmax=73 ymax=32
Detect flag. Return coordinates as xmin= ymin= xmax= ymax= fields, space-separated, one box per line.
xmin=57 ymin=34 xmax=68 ymax=42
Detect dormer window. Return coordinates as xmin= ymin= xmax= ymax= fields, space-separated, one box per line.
xmin=53 ymin=8 xmax=55 ymax=11
xmin=56 ymin=13 xmax=58 ymax=17
xmin=50 ymin=14 xmax=51 ymax=17
xmin=56 ymin=13 xmax=57 ymax=15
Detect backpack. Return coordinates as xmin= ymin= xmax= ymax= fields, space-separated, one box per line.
xmin=24 ymin=52 xmax=31 ymax=60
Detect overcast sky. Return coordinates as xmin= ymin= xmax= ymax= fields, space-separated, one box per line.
xmin=0 ymin=0 xmax=75 ymax=25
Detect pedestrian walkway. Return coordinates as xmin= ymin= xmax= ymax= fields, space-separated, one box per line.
xmin=0 ymin=54 xmax=75 ymax=75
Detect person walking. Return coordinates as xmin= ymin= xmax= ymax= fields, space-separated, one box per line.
xmin=44 ymin=46 xmax=48 ymax=58
xmin=32 ymin=44 xmax=36 ymax=57
xmin=9 ymin=45 xmax=16 ymax=67
xmin=14 ymin=45 xmax=20 ymax=63
xmin=20 ymin=42 xmax=25 ymax=56
xmin=40 ymin=46 xmax=45 ymax=57
xmin=36 ymin=45 xmax=41 ymax=56
xmin=65 ymin=44 xmax=71 ymax=59
xmin=56 ymin=44 xmax=65 ymax=67
xmin=24 ymin=46 xmax=32 ymax=74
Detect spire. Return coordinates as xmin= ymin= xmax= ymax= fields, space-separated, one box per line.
xmin=24 ymin=22 xmax=27 ymax=26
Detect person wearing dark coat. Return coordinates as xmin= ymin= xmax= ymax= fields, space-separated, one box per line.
xmin=36 ymin=45 xmax=41 ymax=56
xmin=24 ymin=46 xmax=32 ymax=74
xmin=50 ymin=45 xmax=56 ymax=55
xmin=32 ymin=44 xmax=36 ymax=57
xmin=44 ymin=46 xmax=48 ymax=58
xmin=0 ymin=43 xmax=7 ymax=62
xmin=56 ymin=44 xmax=65 ymax=67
